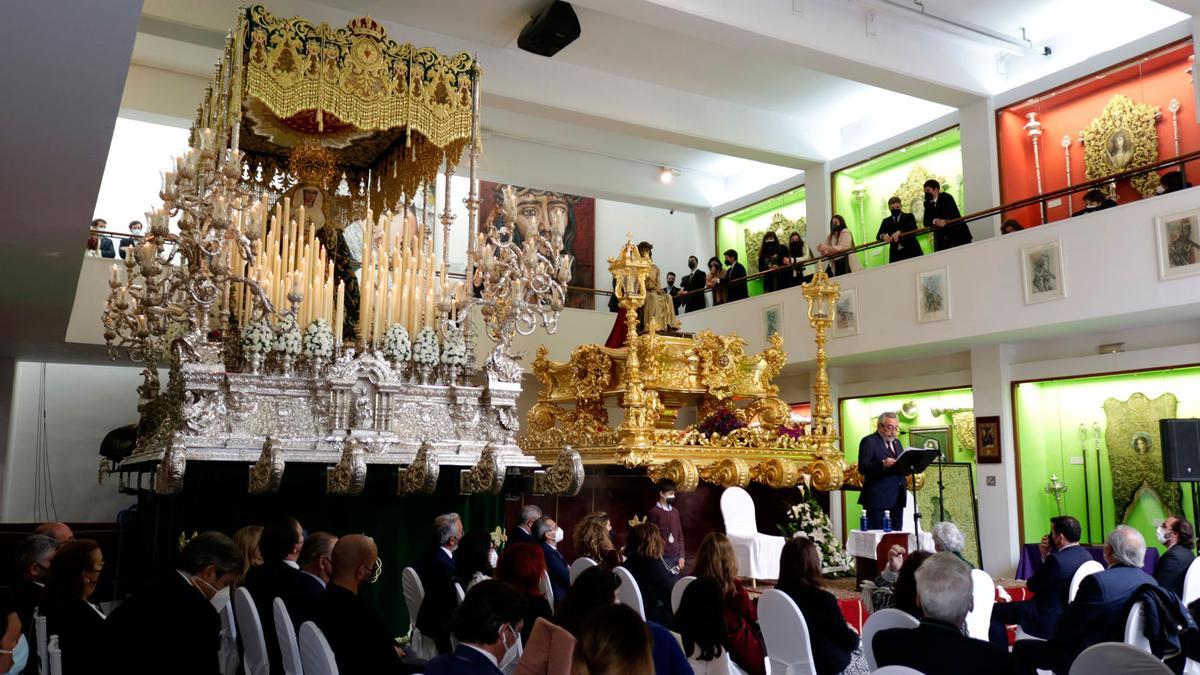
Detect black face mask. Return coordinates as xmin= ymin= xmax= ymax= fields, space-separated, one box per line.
xmin=688 ymin=260 xmax=697 ymax=270
xmin=924 ymin=192 xmax=934 ymax=203
xmin=890 ymin=208 xmax=901 ymax=217
xmin=830 ymin=222 xmax=844 ymax=232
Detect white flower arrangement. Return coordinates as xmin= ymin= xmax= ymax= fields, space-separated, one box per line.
xmin=303 ymin=319 xmax=334 ymax=360
xmin=240 ymin=317 xmax=275 ymax=355
xmin=440 ymin=326 xmax=469 ymax=366
xmin=274 ymin=315 xmax=302 ymax=355
xmin=779 ymin=497 xmax=854 ymax=575
xmin=382 ymin=324 xmax=412 ymax=362
xmin=412 ymin=326 xmax=440 ymax=366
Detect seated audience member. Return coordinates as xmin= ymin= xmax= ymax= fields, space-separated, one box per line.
xmin=1013 ymin=525 xmax=1158 ymax=674
xmin=314 ymin=534 xmax=410 ymax=675
xmin=105 ymin=531 xmax=243 ymax=675
xmin=33 ymin=523 xmax=74 ymax=543
xmin=1000 ymin=219 xmax=1024 ymax=235
xmin=426 ymin=580 xmax=529 ymax=675
xmin=875 ymin=549 xmax=931 ymax=618
xmin=647 ymin=478 xmax=686 ymax=574
xmin=775 ymin=538 xmax=860 ymax=675
xmin=621 ymin=523 xmax=676 ymax=626
xmin=417 ymin=513 xmax=465 ymax=654
xmin=572 ymin=604 xmax=654 ymax=675
xmin=931 ymin=521 xmax=972 ymax=568
xmin=283 ymin=532 xmax=337 ymax=631
xmin=573 ymin=512 xmax=621 ymax=570
xmin=534 ymin=517 xmax=570 ymax=606
xmin=0 ymin=590 xmax=20 ymax=675
xmin=456 ymin=531 xmax=498 ymax=591
xmin=244 ymin=515 xmax=303 ymax=673
xmin=509 ymin=505 xmax=542 ymax=545
xmin=1155 ymin=516 xmax=1196 ymax=600
xmin=874 ymin=553 xmax=1010 ymax=675
xmin=673 ymin=576 xmax=732 ymax=675
xmin=11 ymin=534 xmax=57 ymax=647
xmin=1078 ymin=189 xmax=1117 ymax=215
xmin=41 ymin=540 xmax=106 ymax=675
xmin=233 ymin=525 xmax=264 ymax=584
xmin=869 ymin=544 xmax=907 ymax=610
xmin=496 ymin=543 xmax=553 ymax=645
xmin=989 ymin=515 xmax=1090 ymax=647
xmin=692 ymin=533 xmax=764 ymax=675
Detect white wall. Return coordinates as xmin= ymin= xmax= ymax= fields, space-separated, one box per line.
xmin=592 ymin=200 xmax=708 ymax=309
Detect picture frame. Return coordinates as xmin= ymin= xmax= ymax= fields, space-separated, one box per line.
xmin=1021 ymin=240 xmax=1066 ymax=304
xmin=916 ymin=267 xmax=950 ymax=323
xmin=763 ymin=304 xmax=782 ymax=341
xmin=975 ymin=415 xmax=1001 ymax=464
xmin=909 ymin=426 xmax=952 ymax=460
xmin=1155 ymin=209 xmax=1200 ymax=280
xmin=833 ymin=288 xmax=859 ymax=338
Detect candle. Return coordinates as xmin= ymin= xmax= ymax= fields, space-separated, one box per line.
xmin=334 ymin=281 xmax=345 ymax=342
xmin=110 ymin=265 xmax=121 ymax=287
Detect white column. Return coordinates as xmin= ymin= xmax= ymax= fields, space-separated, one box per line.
xmin=970 ymin=344 xmax=1021 ymax=576
xmin=825 ymin=365 xmax=846 ymax=538
xmin=959 ymin=96 xmax=1002 ymax=240
xmin=806 ymin=161 xmax=834 ymax=251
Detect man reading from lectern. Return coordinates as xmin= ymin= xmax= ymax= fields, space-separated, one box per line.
xmin=859 ymin=412 xmax=907 ymax=530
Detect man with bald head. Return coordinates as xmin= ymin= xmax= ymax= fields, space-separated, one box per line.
xmin=314 ymin=534 xmax=410 ymax=675
xmin=34 ymin=523 xmax=73 ymax=543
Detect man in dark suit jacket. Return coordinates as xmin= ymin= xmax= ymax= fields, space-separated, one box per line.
xmin=424 ymin=580 xmax=527 ymax=675
xmin=244 ymin=515 xmax=303 ymax=674
xmin=989 ymin=515 xmax=1092 ymax=646
xmin=681 ymin=256 xmax=707 ymax=312
xmin=922 ymin=179 xmax=971 ymax=251
xmin=283 ymin=532 xmax=337 ymax=631
xmin=534 ymin=517 xmax=570 ymax=606
xmin=416 ymin=513 xmax=464 ymax=654
xmin=104 ymin=532 xmax=243 ymax=675
xmin=874 ymin=553 xmax=1011 ymax=675
xmin=721 ymin=249 xmax=748 ymax=302
xmin=877 ymin=197 xmax=923 ymax=263
xmin=1013 ymin=525 xmax=1159 ymax=674
xmin=857 ymin=412 xmax=907 ymax=530
xmin=1154 ymin=516 xmax=1196 ymax=598
xmin=507 ymin=504 xmax=541 ymax=546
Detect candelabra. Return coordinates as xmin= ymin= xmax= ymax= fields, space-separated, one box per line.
xmin=1045 ymin=474 xmax=1068 ymax=516
xmin=1024 ymin=112 xmax=1045 ymax=224
xmin=1062 ymin=135 xmax=1074 ymax=216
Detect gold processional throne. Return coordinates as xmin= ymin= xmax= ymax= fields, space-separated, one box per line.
xmin=519 ymin=238 xmax=848 ymax=492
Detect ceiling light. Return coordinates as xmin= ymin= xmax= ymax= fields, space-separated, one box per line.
xmin=659 ymin=167 xmax=675 ymax=184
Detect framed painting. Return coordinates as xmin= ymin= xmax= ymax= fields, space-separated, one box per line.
xmin=975 ymin=415 xmax=1001 ymax=464
xmin=763 ymin=304 xmax=782 ymax=340
xmin=909 ymin=426 xmax=951 ymax=460
xmin=833 ymin=288 xmax=858 ymax=338
xmin=914 ymin=462 xmax=983 ymax=567
xmin=1155 ymin=209 xmax=1200 ymax=280
xmin=916 ymin=267 xmax=950 ymax=323
xmin=1021 ymin=240 xmax=1066 ymax=304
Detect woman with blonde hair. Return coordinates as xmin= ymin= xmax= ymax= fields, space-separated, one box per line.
xmin=232 ymin=525 xmax=264 ymax=584
xmin=573 ymin=512 xmax=620 ymax=570
xmin=692 ymin=533 xmax=764 ymax=675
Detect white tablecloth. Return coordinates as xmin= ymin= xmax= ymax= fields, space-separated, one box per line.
xmin=845 ymin=529 xmax=935 ymax=559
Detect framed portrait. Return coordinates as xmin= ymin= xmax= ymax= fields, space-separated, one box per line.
xmin=909 ymin=426 xmax=952 ymax=460
xmin=975 ymin=415 xmax=1001 ymax=464
xmin=916 ymin=267 xmax=950 ymax=323
xmin=763 ymin=304 xmax=782 ymax=340
xmin=1021 ymin=240 xmax=1066 ymax=304
xmin=833 ymin=288 xmax=858 ymax=338
xmin=1155 ymin=209 xmax=1200 ymax=280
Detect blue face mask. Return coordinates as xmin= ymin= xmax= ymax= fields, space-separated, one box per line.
xmin=2 ymin=634 xmax=29 ymax=675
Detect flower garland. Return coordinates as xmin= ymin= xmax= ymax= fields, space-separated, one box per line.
xmin=412 ymin=326 xmax=440 ymax=366
xmin=303 ymin=319 xmax=334 ymax=360
xmin=696 ymin=406 xmax=746 ymax=438
xmin=274 ymin=315 xmax=302 ymax=355
xmin=441 ymin=326 xmax=469 ymax=366
xmin=240 ymin=317 xmax=274 ymax=355
xmin=382 ymin=324 xmax=412 ymax=363
xmin=778 ymin=495 xmax=854 ymax=576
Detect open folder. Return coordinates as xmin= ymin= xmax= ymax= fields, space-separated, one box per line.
xmin=894 ymin=447 xmax=940 ymax=474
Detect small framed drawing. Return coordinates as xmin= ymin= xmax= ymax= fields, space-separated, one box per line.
xmin=763 ymin=304 xmax=782 ymax=340
xmin=833 ymin=288 xmax=858 ymax=338
xmin=1155 ymin=209 xmax=1200 ymax=280
xmin=1021 ymin=240 xmax=1066 ymax=304
xmin=975 ymin=415 xmax=1001 ymax=464
xmin=916 ymin=267 xmax=950 ymax=323
xmin=909 ymin=426 xmax=952 ymax=460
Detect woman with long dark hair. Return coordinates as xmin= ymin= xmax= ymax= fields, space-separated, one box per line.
xmin=816 ymin=215 xmax=860 ymax=277
xmin=775 ymin=538 xmax=861 ymax=675
xmin=41 ymin=540 xmax=106 ymax=674
xmin=621 ymin=523 xmax=676 ymax=626
xmin=672 ymin=576 xmax=732 ymax=674
xmin=454 ymin=531 xmax=496 ymax=590
xmin=692 ymin=533 xmax=764 ymax=675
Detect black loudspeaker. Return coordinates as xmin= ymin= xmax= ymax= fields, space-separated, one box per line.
xmin=517 ymin=1 xmax=581 ymax=57
xmin=1161 ymin=418 xmax=1200 ymax=481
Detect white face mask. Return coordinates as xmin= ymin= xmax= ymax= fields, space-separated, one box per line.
xmin=487 ymin=549 xmax=499 ymax=569
xmin=0 ymin=634 xmax=28 ymax=675
xmin=130 ymin=229 xmax=143 ymax=237
xmin=498 ymin=623 xmax=521 ymax=669
xmin=194 ymin=576 xmax=231 ymax=613
xmin=1156 ymin=527 xmax=1170 ymax=545
xmin=553 ymin=527 xmax=564 ymax=544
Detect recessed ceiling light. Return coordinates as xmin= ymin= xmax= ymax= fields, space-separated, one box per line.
xmin=659 ymin=167 xmax=674 ymax=184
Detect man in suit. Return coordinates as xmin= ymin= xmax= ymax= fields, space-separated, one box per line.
xmin=11 ymin=534 xmax=57 ymax=675
xmin=923 ymin=179 xmax=971 ymax=251
xmin=1154 ymin=515 xmax=1195 ymax=598
xmin=664 ymin=272 xmax=681 ymax=311
xmin=104 ymin=531 xmax=243 ymax=675
xmin=1013 ymin=525 xmax=1159 ymax=674
xmin=283 ymin=532 xmax=338 ymax=631
xmin=877 ymin=196 xmax=923 ymax=263
xmin=314 ymin=534 xmax=413 ymax=675
xmin=989 ymin=515 xmax=1091 ymax=646
xmin=534 ymin=516 xmax=570 ymax=606
xmin=424 ymin=580 xmax=528 ymax=675
xmin=721 ymin=249 xmax=748 ymax=302
xmin=119 ymin=220 xmax=143 ymax=260
xmin=874 ymin=553 xmax=1011 ymax=675
xmin=416 ymin=513 xmax=464 ymax=654
xmin=508 ymin=505 xmax=541 ymax=545
xmin=680 ymin=255 xmax=707 ymax=313
xmin=858 ymin=412 xmax=907 ymax=530
xmin=93 ymin=219 xmax=116 ymax=259
xmin=244 ymin=515 xmax=303 ymax=674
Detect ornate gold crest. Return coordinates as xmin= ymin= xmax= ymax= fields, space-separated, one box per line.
xmin=1082 ymin=95 xmax=1161 ymax=197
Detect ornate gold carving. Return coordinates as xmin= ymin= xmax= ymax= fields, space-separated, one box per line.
xmin=844 ymin=463 xmax=864 ymax=489
xmin=326 ymin=439 xmax=366 ymax=496
xmin=248 ymin=435 xmax=285 ymax=493
xmin=397 ymin=442 xmax=440 ymax=496
xmin=155 ymin=432 xmax=188 ymax=495
xmin=288 ymin=143 xmax=338 ymax=187
xmin=807 ymin=458 xmax=845 ymax=492
xmin=700 ymin=458 xmax=751 ymax=489
xmin=1103 ymin=392 xmax=1180 ymax=519
xmin=657 ymin=458 xmax=701 ymax=492
xmin=533 ymin=447 xmax=585 ymax=496
xmin=1082 ymin=95 xmax=1161 ymax=197
xmin=753 ymin=458 xmax=800 ymax=489
xmin=570 ymin=345 xmax=613 ymax=402
xmin=951 ymin=411 xmax=976 ymax=457
xmin=460 ymin=444 xmax=506 ymax=495
xmin=892 ymin=165 xmax=950 ymax=224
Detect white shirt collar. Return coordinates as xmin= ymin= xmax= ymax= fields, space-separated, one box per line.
xmin=284 ymin=560 xmax=300 ymax=569
xmin=302 ymin=571 xmax=328 ymax=589
xmin=461 ymin=643 xmax=499 ymax=667
xmin=656 ymin=502 xmax=672 ymax=512
xmin=440 ymin=546 xmax=455 ymax=561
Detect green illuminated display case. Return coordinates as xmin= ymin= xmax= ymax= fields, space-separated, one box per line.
xmin=715 ymin=185 xmax=806 ymax=297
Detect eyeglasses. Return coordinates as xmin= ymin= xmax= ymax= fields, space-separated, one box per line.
xmin=881 ymin=423 xmax=899 ymax=430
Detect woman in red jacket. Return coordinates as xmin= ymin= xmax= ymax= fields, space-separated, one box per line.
xmin=691 ymin=533 xmax=765 ymax=675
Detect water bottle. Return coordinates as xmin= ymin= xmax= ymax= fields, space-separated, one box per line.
xmin=882 ymin=513 xmax=892 ymax=532
xmin=860 ymin=513 xmax=868 ymax=531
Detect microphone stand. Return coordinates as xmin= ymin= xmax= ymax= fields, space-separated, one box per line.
xmin=936 ymin=449 xmax=947 ymax=523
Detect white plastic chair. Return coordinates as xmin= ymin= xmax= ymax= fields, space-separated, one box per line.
xmin=401 ymin=567 xmax=438 ymax=660
xmin=570 ymin=556 xmax=597 ymax=584
xmin=454 ymin=582 xmax=466 ymax=605
xmin=1123 ymin=600 xmax=1152 ymax=653
xmin=219 ymin=602 xmax=240 ymax=675
xmin=1069 ymin=560 xmax=1104 ymax=602
xmin=34 ymin=609 xmax=48 ymax=675
xmin=1183 ymin=556 xmax=1200 ymax=604
xmin=614 ymin=566 xmax=646 ymax=619
xmin=874 ymin=667 xmax=926 ymax=675
xmin=720 ymin=487 xmax=786 ymax=581
xmin=47 ymin=634 xmax=61 ymax=675
xmin=759 ymin=589 xmax=825 ymax=675
xmin=539 ymin=569 xmax=555 ymax=604
xmin=671 ymin=575 xmax=697 ymax=614
xmin=686 ymin=650 xmax=747 ymax=675
xmin=298 ymin=621 xmax=339 ymax=675
xmin=1069 ymin=642 xmax=1171 ymax=675
xmin=274 ymin=598 xmax=304 ymax=675
xmin=234 ymin=587 xmax=270 ymax=675
xmin=965 ymin=569 xmax=995 ymax=640
xmin=862 ymin=608 xmax=919 ymax=671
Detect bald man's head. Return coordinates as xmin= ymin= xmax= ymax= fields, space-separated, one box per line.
xmin=34 ymin=523 xmax=73 ymax=543
xmin=331 ymin=534 xmax=378 ymax=594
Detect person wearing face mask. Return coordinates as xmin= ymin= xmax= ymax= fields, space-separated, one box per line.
xmin=988 ymin=516 xmax=1089 ymax=647
xmin=1076 ymin=188 xmax=1117 ymax=216
xmin=785 ymin=231 xmax=815 ymax=287
xmin=41 ymin=540 xmax=106 ymax=675
xmin=680 ymin=255 xmax=707 ymax=313
xmin=119 ymin=220 xmax=143 ymax=260
xmin=816 ymin=215 xmax=860 ymax=276
xmin=1154 ymin=516 xmax=1195 ymax=598
xmin=417 ymin=513 xmax=465 ymax=654
xmin=647 ymin=478 xmax=686 ymax=575
xmin=314 ymin=534 xmax=413 ymax=675
xmin=535 ymin=517 xmax=570 ymax=606
xmin=757 ymin=233 xmax=781 ymax=293
xmin=282 ymin=532 xmax=338 ymax=631
xmin=10 ymin=533 xmax=57 ymax=672
xmin=720 ymin=249 xmax=748 ymax=302
xmin=455 ymin=531 xmax=499 ymax=591
xmin=922 ymin=179 xmax=970 ymax=251
xmin=425 ymin=580 xmax=528 ymax=675
xmin=92 ymin=218 xmax=116 ymax=259
xmin=105 ymin=531 xmax=243 ymax=675
xmin=876 ymin=196 xmax=923 ymax=263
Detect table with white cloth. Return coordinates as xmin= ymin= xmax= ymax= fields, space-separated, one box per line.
xmin=845 ymin=529 xmax=935 ymax=588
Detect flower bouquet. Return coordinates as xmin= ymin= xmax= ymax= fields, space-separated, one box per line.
xmin=412 ymin=326 xmax=440 ymax=384
xmin=696 ymin=406 xmax=746 ymax=438
xmin=240 ymin=316 xmax=274 ymax=374
xmin=303 ymin=319 xmax=334 ymax=374
xmin=274 ymin=315 xmax=302 ymax=376
xmin=440 ymin=326 xmax=469 ymax=385
xmin=778 ymin=495 xmax=854 ymax=576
